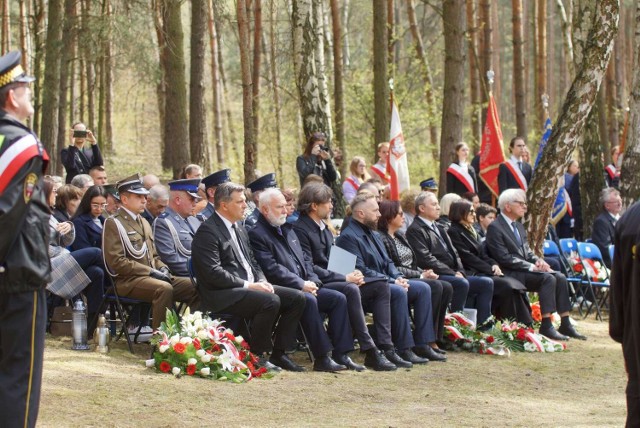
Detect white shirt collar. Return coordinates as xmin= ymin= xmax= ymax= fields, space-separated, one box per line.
xmin=418 ymin=215 xmax=436 ymax=228
xmin=501 ymin=212 xmax=518 ymax=226
xmin=122 ymin=206 xmax=139 ymax=220
xmin=216 ymin=211 xmax=236 ymax=232
xmin=510 ymin=155 xmax=522 ymax=163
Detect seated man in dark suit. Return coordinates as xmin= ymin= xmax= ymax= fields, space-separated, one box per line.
xmin=336 ymin=192 xmax=438 ymax=367
xmin=485 ymin=188 xmax=586 ymax=341
xmin=191 ymin=182 xmax=306 ymax=372
xmin=592 ymin=187 xmax=622 ymax=267
xmin=293 ymin=183 xmax=396 ymax=371
xmin=498 ymin=136 xmax=532 ymax=194
xmin=248 ymin=188 xmax=352 ymax=372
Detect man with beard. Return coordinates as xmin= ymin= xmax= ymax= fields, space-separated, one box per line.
xmin=248 ymin=188 xmax=352 ymax=372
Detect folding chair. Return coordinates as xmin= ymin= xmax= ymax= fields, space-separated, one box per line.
xmin=576 ymin=242 xmax=611 ymax=321
xmin=553 ymin=239 xmax=584 ymax=312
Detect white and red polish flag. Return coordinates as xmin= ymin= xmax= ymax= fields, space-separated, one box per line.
xmin=387 ymin=102 xmax=410 ymax=200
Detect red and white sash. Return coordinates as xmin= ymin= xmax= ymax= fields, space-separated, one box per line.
xmin=447 ymin=163 xmax=475 ymax=193
xmin=605 ymin=164 xmax=619 ymax=180
xmin=504 ymin=158 xmax=528 ymax=190
xmin=0 ymin=134 xmax=47 ymax=195
xmin=344 ymin=176 xmax=360 ymax=192
xmin=370 ymin=163 xmax=388 ymax=182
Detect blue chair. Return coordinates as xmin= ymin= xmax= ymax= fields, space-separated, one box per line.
xmin=556 ymin=239 xmax=585 ymax=311
xmin=543 ymin=240 xmax=560 ymax=256
xmin=576 ymin=242 xmax=610 ymax=321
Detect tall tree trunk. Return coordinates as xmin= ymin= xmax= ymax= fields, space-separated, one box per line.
xmin=620 ymin=0 xmax=640 ymax=206
xmin=269 ymin=0 xmax=284 ymax=185
xmin=56 ymin=0 xmax=75 ymax=175
xmin=387 ymin=0 xmax=395 ymax=76
xmin=526 ymin=0 xmax=618 ymax=255
xmin=372 ymin=0 xmax=389 ymax=153
xmin=207 ymin=0 xmax=224 ymax=166
xmin=512 ymin=0 xmax=527 ymax=139
xmin=32 ymin=0 xmax=46 ymax=136
xmin=152 ymin=0 xmax=169 ymax=170
xmin=190 ymin=0 xmax=209 ymax=170
xmin=18 ymin=0 xmax=29 ymax=71
xmin=1 ymin=0 xmax=10 ymax=54
xmin=342 ymin=0 xmax=350 ymax=70
xmin=292 ymin=0 xmax=331 ymax=140
xmin=217 ymin=18 xmax=241 ymax=169
xmin=329 ymin=0 xmax=346 ymax=177
xmin=40 ymin=0 xmax=64 ymax=173
xmin=555 ymin=0 xmax=575 ymax=77
xmin=103 ymin=0 xmax=114 ymax=154
xmin=252 ymin=0 xmax=262 ymax=150
xmin=81 ymin=0 xmax=95 ymax=131
xmin=162 ymin=0 xmax=190 ymax=178
xmin=479 ymin=0 xmax=492 ymax=117
xmin=407 ymin=0 xmax=438 ymax=157
xmin=606 ymin=46 xmax=620 ymax=149
xmin=467 ymin=0 xmax=482 ymax=146
xmin=238 ymin=0 xmax=256 ymax=183
xmin=439 ymin=0 xmax=466 ymax=196
xmin=314 ymin=0 xmax=333 ymax=141
xmin=536 ymin=0 xmax=548 ymax=128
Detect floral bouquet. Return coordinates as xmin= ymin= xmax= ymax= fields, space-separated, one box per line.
xmin=582 ymin=258 xmax=610 ymax=283
xmin=145 ymin=309 xmax=272 ymax=382
xmin=444 ymin=313 xmax=567 ymax=355
xmin=567 ymin=251 xmax=584 ymax=274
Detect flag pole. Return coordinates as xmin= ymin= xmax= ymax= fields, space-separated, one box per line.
xmin=486 ymin=70 xmax=496 ymax=207
xmin=541 ymin=93 xmax=549 ymax=123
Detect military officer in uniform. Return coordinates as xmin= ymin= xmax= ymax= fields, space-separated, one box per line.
xmin=153 ymin=178 xmax=202 ymax=277
xmin=102 ymin=174 xmax=199 ymax=329
xmin=199 ymin=168 xmax=231 ymax=220
xmin=0 ymin=50 xmax=49 ymax=428
xmin=244 ymin=173 xmax=278 ymax=230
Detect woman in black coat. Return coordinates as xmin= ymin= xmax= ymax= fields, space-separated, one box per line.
xmin=446 ymin=142 xmax=478 ymax=197
xmin=447 ymin=200 xmax=533 ymax=325
xmin=71 ymin=185 xmax=108 ymax=251
xmin=378 ymin=200 xmax=453 ymax=352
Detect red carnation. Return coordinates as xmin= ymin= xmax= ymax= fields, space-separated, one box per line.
xmin=239 ymin=350 xmax=247 ymax=360
xmin=173 ymin=342 xmax=186 ymax=354
xmin=486 ymin=336 xmax=495 ymax=344
xmin=186 ymin=364 xmax=197 ymax=376
xmin=247 ymin=361 xmax=255 ymax=371
xmin=241 ymin=340 xmax=250 ymax=349
xmin=212 ymin=344 xmax=221 ymax=352
xmin=250 ymin=352 xmax=259 ymax=364
xmin=159 ymin=361 xmax=171 ymax=373
xmin=516 ymin=328 xmax=527 ymax=341
xmin=226 ymin=332 xmax=236 ymax=341
xmin=193 ymin=338 xmax=201 ymax=350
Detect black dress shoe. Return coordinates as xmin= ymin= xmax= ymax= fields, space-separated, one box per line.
xmin=313 ymin=356 xmax=347 ymax=372
xmin=539 ymin=326 xmax=569 ymax=341
xmin=383 ymin=349 xmax=412 ymax=368
xmin=258 ymin=356 xmax=282 ymax=372
xmin=398 ymin=349 xmax=429 ymax=364
xmin=333 ymin=353 xmax=366 ymax=372
xmin=269 ymin=353 xmax=306 ymax=372
xmin=558 ymin=324 xmax=587 ymax=340
xmin=434 ymin=348 xmax=447 ymax=355
xmin=413 ymin=346 xmax=447 ymax=362
xmin=363 ymin=349 xmax=397 ymax=371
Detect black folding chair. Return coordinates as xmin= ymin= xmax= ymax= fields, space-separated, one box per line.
xmin=576 ymin=242 xmax=610 ymax=321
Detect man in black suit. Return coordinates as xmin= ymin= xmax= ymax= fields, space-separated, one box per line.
xmin=610 ymin=201 xmax=640 ymax=427
xmin=293 ymin=183 xmax=396 ymax=371
xmin=248 ymin=188 xmax=351 ymax=372
xmin=592 ymin=187 xmax=622 ymax=267
xmin=191 ymin=182 xmax=306 ymax=372
xmin=498 ymin=136 xmax=532 ymax=194
xmin=485 ymin=188 xmax=586 ymax=341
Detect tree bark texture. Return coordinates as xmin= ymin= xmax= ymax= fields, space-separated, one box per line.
xmin=190 ymin=0 xmax=209 ymax=170
xmin=467 ymin=0 xmax=482 ymax=146
xmin=103 ymin=0 xmax=114 ymax=154
xmin=207 ymin=0 xmax=224 ymax=166
xmin=1 ymin=0 xmax=10 ymax=54
xmin=329 ymin=0 xmax=346 ymax=178
xmin=40 ymin=0 xmax=64 ymax=172
xmin=526 ymin=0 xmax=619 ymax=255
xmin=479 ymin=0 xmax=491 ymax=106
xmin=238 ymin=0 xmax=256 ymax=184
xmin=536 ymin=0 xmax=547 ymax=128
xmin=161 ymin=0 xmax=190 ymax=178
xmin=252 ymin=0 xmax=262 ymax=150
xmin=512 ymin=0 xmax=527 ymax=139
xmin=152 ymin=0 xmax=169 ymax=170
xmin=269 ymin=0 xmax=284 ymax=185
xmin=439 ymin=0 xmax=466 ymax=197
xmin=372 ymin=0 xmax=389 ymax=153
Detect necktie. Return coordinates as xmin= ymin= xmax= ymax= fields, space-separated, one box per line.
xmin=277 ymin=226 xmax=283 ymax=236
xmin=431 ymin=224 xmax=447 ymax=248
xmin=517 ymin=161 xmax=523 ymax=171
xmin=232 ymin=224 xmax=254 ymax=282
xmin=511 ymin=221 xmax=522 ymax=246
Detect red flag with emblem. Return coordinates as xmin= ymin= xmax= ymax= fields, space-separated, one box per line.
xmin=479 ymin=93 xmax=506 ymax=198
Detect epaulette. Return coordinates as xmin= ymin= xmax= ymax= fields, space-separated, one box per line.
xmin=157 ymin=212 xmax=170 ymax=219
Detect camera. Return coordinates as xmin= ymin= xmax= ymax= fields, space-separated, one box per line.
xmin=73 ymin=130 xmax=88 ymax=138
xmin=319 ymin=145 xmax=329 ymax=152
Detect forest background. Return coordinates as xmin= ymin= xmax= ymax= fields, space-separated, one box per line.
xmin=1 ymin=0 xmax=637 ymax=249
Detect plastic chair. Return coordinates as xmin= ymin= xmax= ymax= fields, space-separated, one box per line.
xmin=555 ymin=239 xmax=584 ymax=312
xmin=576 ymin=242 xmax=610 ymax=320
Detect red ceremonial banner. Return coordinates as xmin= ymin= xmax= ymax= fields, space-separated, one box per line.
xmin=479 ymin=93 xmax=505 ymax=198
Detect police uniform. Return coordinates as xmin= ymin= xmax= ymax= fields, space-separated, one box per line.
xmin=199 ymin=168 xmax=231 ymax=221
xmin=420 ymin=177 xmax=438 ymax=193
xmin=0 ymin=51 xmax=48 ymax=428
xmin=153 ymin=179 xmax=202 ymax=277
xmin=243 ymin=173 xmax=277 ymax=230
xmin=102 ymin=174 xmax=199 ymax=329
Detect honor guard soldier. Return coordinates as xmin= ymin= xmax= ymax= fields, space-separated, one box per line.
xmin=0 ymin=50 xmax=49 ymax=428
xmin=153 ymin=178 xmax=202 ymax=277
xmin=244 ymin=172 xmax=278 ymax=230
xmin=102 ymin=174 xmax=200 ymax=329
xmin=199 ymin=168 xmax=231 ymax=221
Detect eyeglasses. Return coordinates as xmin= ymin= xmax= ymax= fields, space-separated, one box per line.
xmin=512 ymin=201 xmax=527 ymax=207
xmin=91 ymin=203 xmax=108 ymax=208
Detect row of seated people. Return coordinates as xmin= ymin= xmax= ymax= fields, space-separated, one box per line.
xmin=48 ymin=166 xmax=587 ymax=374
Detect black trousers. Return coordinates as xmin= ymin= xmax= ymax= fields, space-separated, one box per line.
xmin=491 ymin=276 xmax=533 ymax=324
xmin=421 ymin=279 xmax=453 ymax=341
xmin=0 ymin=288 xmax=46 ymax=428
xmin=218 ymin=285 xmax=305 ymax=355
xmin=360 ymin=278 xmax=393 ymax=347
xmin=518 ymin=271 xmax=571 ymax=315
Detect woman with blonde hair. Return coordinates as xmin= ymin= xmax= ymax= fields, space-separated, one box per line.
xmin=342 ymin=156 xmax=370 ymax=203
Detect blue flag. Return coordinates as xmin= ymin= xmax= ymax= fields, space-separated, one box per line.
xmin=534 ymin=117 xmax=553 ymax=169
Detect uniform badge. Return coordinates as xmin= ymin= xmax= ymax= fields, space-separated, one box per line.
xmin=23 ymin=173 xmax=37 ymax=203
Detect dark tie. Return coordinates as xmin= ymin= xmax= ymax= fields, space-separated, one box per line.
xmin=511 ymin=221 xmax=522 ymax=246
xmin=231 ymin=224 xmax=247 ymax=257
xmin=517 ymin=161 xmax=523 ymax=171
xmin=431 ymin=224 xmax=447 ymax=248
xmin=277 ymin=226 xmax=283 ymax=236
